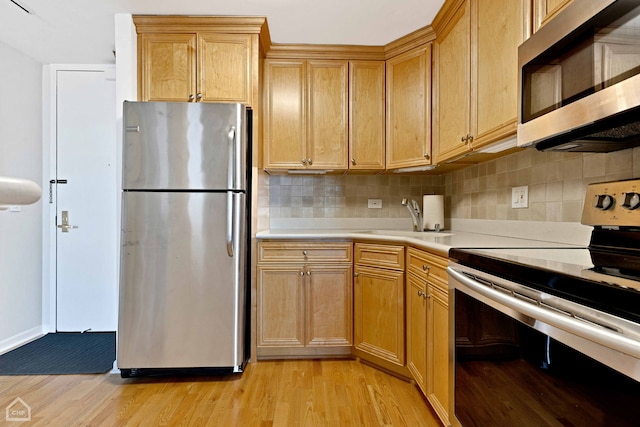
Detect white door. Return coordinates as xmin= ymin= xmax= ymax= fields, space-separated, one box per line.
xmin=55 ymin=69 xmax=117 ymax=332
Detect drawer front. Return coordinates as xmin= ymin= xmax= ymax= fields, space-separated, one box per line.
xmin=258 ymin=241 xmax=352 ymax=264
xmin=407 ymin=247 xmax=448 ymax=284
xmin=354 ymin=243 xmax=405 ymax=270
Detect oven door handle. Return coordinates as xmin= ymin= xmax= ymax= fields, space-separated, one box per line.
xmin=447 ymin=266 xmax=640 ymax=359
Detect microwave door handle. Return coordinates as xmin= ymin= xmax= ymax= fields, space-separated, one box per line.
xmin=447 ymin=267 xmax=640 ymax=359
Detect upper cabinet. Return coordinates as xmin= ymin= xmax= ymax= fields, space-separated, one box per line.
xmin=386 ymin=44 xmax=433 ymax=169
xmin=349 ymin=61 xmax=386 ymax=171
xmin=263 ymin=59 xmax=349 ymax=171
xmin=134 ymin=16 xmax=267 ymax=106
xmin=263 ymin=57 xmax=385 ymax=172
xmin=532 ymin=0 xmax=574 ymax=33
xmin=138 ymin=32 xmax=250 ymax=104
xmin=308 ymin=61 xmax=349 ymax=170
xmin=433 ymin=0 xmax=528 ymax=163
xmin=137 ymin=33 xmax=197 ymax=102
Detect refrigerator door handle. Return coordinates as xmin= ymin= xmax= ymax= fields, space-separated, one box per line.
xmin=226 ymin=192 xmax=234 ymax=257
xmin=226 ymin=125 xmax=238 ymax=258
xmin=227 ymin=126 xmax=237 ymax=190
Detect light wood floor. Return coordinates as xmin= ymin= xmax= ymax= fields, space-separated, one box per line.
xmin=0 ymin=359 xmax=443 ymax=426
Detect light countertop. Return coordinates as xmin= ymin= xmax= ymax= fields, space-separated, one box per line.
xmin=255 ymin=229 xmax=584 ymax=256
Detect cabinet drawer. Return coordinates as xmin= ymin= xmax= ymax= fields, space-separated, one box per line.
xmin=407 ymin=247 xmax=448 ymax=284
xmin=258 ymin=241 xmax=352 ymax=264
xmin=355 ymin=243 xmax=405 ymax=270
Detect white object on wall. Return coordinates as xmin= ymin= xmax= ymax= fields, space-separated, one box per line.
xmin=0 ymin=176 xmax=41 ymax=209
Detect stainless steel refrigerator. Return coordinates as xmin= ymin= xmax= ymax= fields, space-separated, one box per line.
xmin=117 ymin=101 xmax=250 ymax=377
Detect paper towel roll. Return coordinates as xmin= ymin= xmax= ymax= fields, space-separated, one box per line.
xmin=423 ymin=195 xmax=444 ymax=231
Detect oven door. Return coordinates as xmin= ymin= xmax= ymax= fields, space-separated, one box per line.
xmin=448 ymin=263 xmax=640 ymax=427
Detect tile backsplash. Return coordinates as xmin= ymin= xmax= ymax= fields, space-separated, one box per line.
xmin=258 ymin=146 xmax=640 ymax=230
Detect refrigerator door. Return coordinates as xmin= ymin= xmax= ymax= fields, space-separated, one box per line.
xmin=123 ymin=102 xmax=247 ymax=191
xmin=118 ymin=191 xmax=247 ymax=369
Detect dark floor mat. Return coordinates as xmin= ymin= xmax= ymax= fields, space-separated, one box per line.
xmin=0 ymin=332 xmax=115 ymax=375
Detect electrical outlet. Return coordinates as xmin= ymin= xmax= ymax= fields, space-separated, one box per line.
xmin=368 ymin=199 xmax=382 ymax=209
xmin=511 ymin=186 xmax=529 ymax=209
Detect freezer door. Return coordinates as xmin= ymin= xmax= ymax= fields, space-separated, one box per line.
xmin=118 ymin=191 xmax=247 ymax=369
xmin=123 ymin=102 xmax=247 ymax=191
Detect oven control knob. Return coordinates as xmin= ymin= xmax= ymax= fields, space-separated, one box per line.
xmin=621 ymin=192 xmax=640 ymax=210
xmin=595 ymin=194 xmax=615 ymax=210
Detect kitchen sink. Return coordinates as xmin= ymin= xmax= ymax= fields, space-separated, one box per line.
xmin=358 ymin=230 xmax=453 ymax=238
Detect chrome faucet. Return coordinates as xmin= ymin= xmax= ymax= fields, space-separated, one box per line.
xmin=401 ymin=198 xmax=422 ymax=232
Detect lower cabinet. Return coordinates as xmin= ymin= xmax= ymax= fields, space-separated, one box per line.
xmin=406 ymin=247 xmax=450 ymax=426
xmin=353 ymin=243 xmax=407 ymax=373
xmin=257 ymin=239 xmax=451 ymax=424
xmin=257 ymin=241 xmax=353 ymax=358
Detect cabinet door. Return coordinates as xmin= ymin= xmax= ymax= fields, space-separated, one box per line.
xmin=407 ymin=273 xmax=427 ymax=393
xmin=349 ymin=61 xmax=385 ymax=171
xmin=138 ymin=33 xmax=197 ymax=102
xmin=386 ymin=44 xmax=432 ymax=169
xmin=307 ymin=60 xmax=349 ymax=170
xmin=306 ymin=265 xmax=353 ymax=347
xmin=474 ymin=0 xmax=525 ymax=148
xmin=427 ymin=283 xmax=450 ymax=426
xmin=354 ymin=265 xmax=405 ymax=366
xmin=263 ymin=60 xmax=307 ymax=169
xmin=533 ymin=0 xmax=574 ymax=33
xmin=257 ymin=265 xmax=305 ymax=348
xmin=435 ymin=0 xmax=471 ymax=163
xmin=198 ymin=33 xmax=251 ymax=104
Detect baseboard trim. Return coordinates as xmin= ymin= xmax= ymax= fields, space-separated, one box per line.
xmin=0 ymin=326 xmax=45 ymax=356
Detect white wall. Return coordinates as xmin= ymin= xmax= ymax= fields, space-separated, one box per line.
xmin=0 ymin=41 xmax=44 ymax=351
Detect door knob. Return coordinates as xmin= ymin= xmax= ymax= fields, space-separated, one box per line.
xmin=57 ymin=210 xmax=78 ymax=233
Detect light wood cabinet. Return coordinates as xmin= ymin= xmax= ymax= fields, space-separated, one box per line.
xmin=433 ymin=0 xmax=527 ymax=163
xmin=386 ymin=44 xmax=433 ymax=169
xmin=407 ymin=271 xmax=428 ymax=390
xmin=353 ymin=243 xmax=406 ymax=370
xmin=533 ymin=0 xmax=573 ymax=33
xmin=257 ymin=241 xmax=353 ymax=358
xmin=406 ymin=247 xmax=449 ymax=426
xmin=349 ymin=61 xmax=386 ymax=171
xmin=137 ymin=32 xmax=252 ymax=104
xmin=263 ymin=59 xmax=349 ymax=171
xmin=263 ymin=60 xmax=306 ymax=169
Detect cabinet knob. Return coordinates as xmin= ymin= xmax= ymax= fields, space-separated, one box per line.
xmin=196 ymin=93 xmax=203 ymax=101
xmin=302 ymin=250 xmax=308 ymax=257
xmin=307 ymin=158 xmax=313 ymax=165
xmin=418 ymin=290 xmax=424 ymax=297
xmin=351 ymin=158 xmax=356 ymax=165
xmin=188 ymin=94 xmax=195 ymax=101
xmin=423 ymin=153 xmax=430 ymax=159
xmin=354 ymin=272 xmax=359 ymax=278
xmin=422 ymin=265 xmax=429 ymax=271
xmin=302 ymin=159 xmax=307 ymax=165
xmin=461 ymin=135 xmax=467 ymax=142
xmin=300 ymin=271 xmax=305 ymax=276
xmin=306 ymin=270 xmax=311 ymax=276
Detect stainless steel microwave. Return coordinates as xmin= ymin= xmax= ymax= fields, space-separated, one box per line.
xmin=518 ymin=0 xmax=640 ymax=152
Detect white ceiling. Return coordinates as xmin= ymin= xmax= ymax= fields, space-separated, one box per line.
xmin=0 ymin=0 xmax=445 ymax=64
